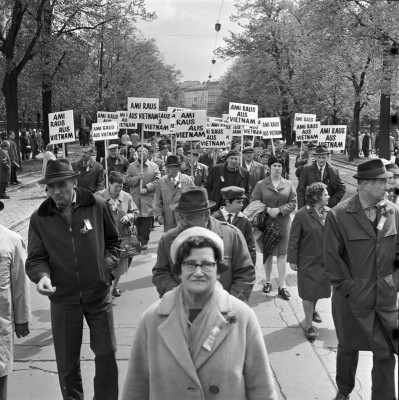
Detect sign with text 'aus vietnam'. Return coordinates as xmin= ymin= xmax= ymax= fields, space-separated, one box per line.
xmin=293 ymin=113 xmax=316 ymax=130
xmin=117 ymin=111 xmax=136 ymax=129
xmin=127 ymin=97 xmax=159 ymax=123
xmin=48 ymin=110 xmax=75 ymax=144
xmin=143 ymin=111 xmax=172 ymax=133
xmin=200 ymin=127 xmax=229 ymax=148
xmin=258 ymin=117 xmax=282 ymax=139
xmin=174 ymin=110 xmax=207 ymax=141
xmin=296 ymin=121 xmax=321 ymax=142
xmin=91 ymin=122 xmax=119 ymax=141
xmin=318 ymin=126 xmax=346 ymax=150
xmin=97 ymin=111 xmax=118 ymax=123
xmin=228 ymin=102 xmax=258 ymax=125
xmin=243 ymin=124 xmax=263 ymax=137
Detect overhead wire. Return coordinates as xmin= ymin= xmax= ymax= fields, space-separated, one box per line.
xmin=208 ymin=0 xmax=225 ymax=80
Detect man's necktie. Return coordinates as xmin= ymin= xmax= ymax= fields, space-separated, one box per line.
xmin=227 ymin=214 xmax=233 ymax=224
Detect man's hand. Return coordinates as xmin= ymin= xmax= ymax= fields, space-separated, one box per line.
xmin=289 ymin=263 xmax=298 ymax=271
xmin=103 ymin=168 xmax=108 ymax=175
xmin=15 ymin=323 xmax=30 ymax=339
xmin=140 ymin=188 xmax=148 ymax=195
xmin=268 ymin=207 xmax=280 ymax=218
xmin=157 ymin=216 xmax=164 ymax=225
xmin=37 ymin=276 xmax=56 ymax=296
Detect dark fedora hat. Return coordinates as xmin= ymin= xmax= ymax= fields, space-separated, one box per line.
xmin=314 ymin=145 xmax=330 ymax=155
xmin=38 ymin=158 xmax=80 ymax=184
xmin=385 ymin=163 xmax=399 ymax=176
xmin=170 ymin=186 xmax=216 ymax=213
xmin=165 ymin=155 xmax=181 ymax=167
xmin=353 ymin=158 xmax=393 ymax=180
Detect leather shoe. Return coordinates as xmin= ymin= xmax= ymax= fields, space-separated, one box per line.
xmin=112 ymin=288 xmax=121 ymax=297
xmin=278 ymin=287 xmax=290 ymax=300
xmin=334 ymin=393 xmax=350 ymax=400
xmin=141 ymin=244 xmax=148 ymax=250
xmin=305 ymin=326 xmax=317 ymax=340
xmin=262 ymin=282 xmax=272 ymax=294
xmin=312 ymin=310 xmax=322 ymax=323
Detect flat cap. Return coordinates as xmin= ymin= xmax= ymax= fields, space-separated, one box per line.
xmin=221 ymin=186 xmax=246 ymax=200
xmin=242 ymin=147 xmax=255 ymax=154
xmin=107 ymin=144 xmax=119 ymax=150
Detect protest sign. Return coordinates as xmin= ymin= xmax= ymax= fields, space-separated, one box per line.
xmin=143 ymin=111 xmax=172 ymax=133
xmin=117 ymin=111 xmax=136 ymax=129
xmin=200 ymin=127 xmax=228 ymax=148
xmin=48 ymin=110 xmax=75 ymax=144
xmin=293 ymin=113 xmax=316 ymax=130
xmin=296 ymin=121 xmax=321 ymax=142
xmin=91 ymin=122 xmax=119 ymax=141
xmin=228 ymin=102 xmax=258 ymax=125
xmin=318 ymin=126 xmax=346 ymax=150
xmin=127 ymin=97 xmax=159 ymax=123
xmin=258 ymin=117 xmax=282 ymax=139
xmin=167 ymin=107 xmax=189 ymax=130
xmin=97 ymin=111 xmax=119 ymax=124
xmin=174 ymin=110 xmax=207 ymax=141
xmin=243 ymin=124 xmax=263 ymax=136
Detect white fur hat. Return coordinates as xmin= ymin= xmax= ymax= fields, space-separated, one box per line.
xmin=170 ymin=227 xmax=224 ymax=264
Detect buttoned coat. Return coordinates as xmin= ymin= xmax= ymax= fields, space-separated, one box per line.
xmin=154 ymin=174 xmax=195 ymax=232
xmin=0 ymin=226 xmax=31 ymax=377
xmin=152 ymin=216 xmax=255 ymax=301
xmin=242 ymin=160 xmax=266 ymax=195
xmin=287 ymin=205 xmax=331 ymax=301
xmin=125 ymin=159 xmax=160 ymax=217
xmin=297 ymin=161 xmax=346 ymax=209
xmin=0 ymin=149 xmax=10 ymax=183
xmin=212 ymin=209 xmax=256 ymax=265
xmin=324 ymin=194 xmax=399 ymax=359
xmin=250 ymin=177 xmax=297 ymax=254
xmin=181 ymin=162 xmax=208 ymax=187
xmin=72 ymin=158 xmax=104 ymax=193
xmin=204 ymin=163 xmax=250 ymax=211
xmin=121 ymin=286 xmax=278 ymax=400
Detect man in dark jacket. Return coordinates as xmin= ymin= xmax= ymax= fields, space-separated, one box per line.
xmin=72 ymin=146 xmax=104 ymax=193
xmin=241 ymin=147 xmax=266 ymax=195
xmin=297 ymin=145 xmax=346 ymax=209
xmin=212 ymin=186 xmax=256 ymax=265
xmin=7 ymin=131 xmax=20 ymax=184
xmin=152 ymin=187 xmax=255 ymax=302
xmin=26 ymin=158 xmax=120 ymax=400
xmin=102 ymin=143 xmax=129 ymax=177
xmin=204 ymin=150 xmax=250 ymax=211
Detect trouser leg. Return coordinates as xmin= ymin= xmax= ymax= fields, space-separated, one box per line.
xmin=84 ymin=292 xmax=118 ymax=400
xmin=10 ymin=166 xmax=17 ymax=183
xmin=51 ymin=302 xmax=84 ymax=400
xmin=0 ymin=183 xmax=7 ymax=196
xmin=135 ymin=217 xmax=152 ymax=245
xmin=0 ymin=375 xmax=8 ymax=400
xmin=371 ymin=353 xmax=396 ymax=400
xmin=336 ymin=344 xmax=359 ymax=396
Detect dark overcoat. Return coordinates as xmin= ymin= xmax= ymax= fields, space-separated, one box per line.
xmin=287 ymin=205 xmax=331 ymax=301
xmin=324 ymin=194 xmax=399 ymax=359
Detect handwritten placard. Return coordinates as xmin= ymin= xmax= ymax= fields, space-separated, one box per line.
xmin=200 ymin=127 xmax=229 ymax=148
xmin=48 ymin=110 xmax=75 ymax=144
xmin=127 ymin=97 xmax=159 ymax=123
xmin=91 ymin=122 xmax=119 ymax=141
xmin=318 ymin=126 xmax=347 ymax=150
xmin=174 ymin=110 xmax=207 ymax=141
xmin=228 ymin=102 xmax=258 ymax=125
xmin=117 ymin=111 xmax=136 ymax=129
xmin=293 ymin=113 xmax=316 ymax=130
xmin=296 ymin=122 xmax=321 ymax=142
xmin=258 ymin=117 xmax=282 ymax=139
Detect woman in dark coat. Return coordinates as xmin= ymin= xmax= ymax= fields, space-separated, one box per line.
xmin=250 ymin=155 xmax=297 ymax=300
xmin=287 ymin=182 xmax=331 ymax=340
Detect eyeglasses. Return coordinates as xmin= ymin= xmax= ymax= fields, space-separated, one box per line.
xmin=182 ymin=261 xmax=216 ymax=272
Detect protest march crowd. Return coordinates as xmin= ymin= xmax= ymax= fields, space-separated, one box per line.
xmin=0 ymin=99 xmax=398 ymax=400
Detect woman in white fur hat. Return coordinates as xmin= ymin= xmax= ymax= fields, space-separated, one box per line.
xmin=122 ymin=226 xmax=277 ymax=400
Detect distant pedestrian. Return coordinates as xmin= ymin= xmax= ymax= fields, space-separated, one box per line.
xmin=130 ymin=132 xmax=139 ymax=148
xmin=325 ymin=158 xmax=398 ymax=400
xmin=7 ymin=131 xmax=20 ymax=185
xmin=0 ymin=200 xmax=31 ymax=400
xmin=362 ymin=132 xmax=371 ymax=157
xmin=30 ymin=130 xmax=40 ymax=159
xmin=26 ymin=158 xmax=120 ymax=400
xmin=0 ymin=142 xmax=11 ymax=199
xmin=37 ymin=129 xmax=44 ymax=152
xmin=19 ymin=131 xmax=30 ymax=160
xmin=287 ymin=182 xmax=331 ymax=340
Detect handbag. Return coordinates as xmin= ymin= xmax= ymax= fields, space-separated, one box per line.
xmin=120 ymin=224 xmax=141 ymax=258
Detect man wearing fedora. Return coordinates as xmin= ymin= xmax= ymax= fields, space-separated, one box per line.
xmin=0 ymin=200 xmax=31 ymax=399
xmin=26 ymin=158 xmax=121 ymax=400
xmin=72 ymin=146 xmax=104 ymax=193
xmin=180 ymin=149 xmax=208 ymax=187
xmin=297 ymin=145 xmax=346 ymax=209
xmin=154 ymin=155 xmax=194 ymax=232
xmin=152 ymin=186 xmax=255 ymax=302
xmin=242 ymin=147 xmax=266 ymax=196
xmin=204 ymin=149 xmax=250 ymax=212
xmin=324 ymin=159 xmax=398 ymax=400
xmin=212 ymin=186 xmax=256 ymax=265
xmin=126 ymin=145 xmax=161 ymax=250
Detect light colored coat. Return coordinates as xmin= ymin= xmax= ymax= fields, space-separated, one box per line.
xmin=324 ymin=194 xmax=399 ymax=359
xmin=154 ymin=174 xmax=194 ymax=231
xmin=125 ymin=159 xmax=160 ymax=217
xmin=122 ymin=285 xmax=278 ymax=400
xmin=0 ymin=226 xmax=31 ymax=376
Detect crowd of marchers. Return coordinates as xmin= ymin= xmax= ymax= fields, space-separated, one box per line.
xmin=0 ymin=130 xmax=398 ymax=400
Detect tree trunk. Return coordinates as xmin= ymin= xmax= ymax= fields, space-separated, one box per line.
xmin=42 ymin=78 xmax=52 ymax=146
xmin=353 ymin=99 xmax=361 ymax=158
xmin=379 ymin=93 xmax=390 ymax=160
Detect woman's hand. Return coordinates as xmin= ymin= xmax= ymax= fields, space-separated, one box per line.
xmin=289 ymin=263 xmax=298 ymax=271
xmin=267 ymin=207 xmax=280 ymax=218
xmin=120 ymin=215 xmax=131 ymax=224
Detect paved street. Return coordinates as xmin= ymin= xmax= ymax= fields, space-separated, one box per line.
xmin=0 ymin=151 xmax=397 ymax=399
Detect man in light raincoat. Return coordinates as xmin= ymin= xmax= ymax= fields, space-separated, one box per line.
xmin=0 ymin=200 xmax=31 ymax=398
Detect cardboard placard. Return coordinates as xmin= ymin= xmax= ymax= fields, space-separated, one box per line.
xmin=296 ymin=121 xmax=321 ymax=142
xmin=293 ymin=113 xmax=316 ymax=130
xmin=143 ymin=111 xmax=172 ymax=133
xmin=318 ymin=126 xmax=347 ymax=150
xmin=91 ymin=122 xmax=119 ymax=141
xmin=200 ymin=127 xmax=229 ymax=148
xmin=174 ymin=110 xmax=207 ymax=141
xmin=117 ymin=111 xmax=136 ymax=129
xmin=258 ymin=117 xmax=282 ymax=139
xmin=228 ymin=102 xmax=258 ymax=125
xmin=127 ymin=97 xmax=159 ymax=123
xmin=48 ymin=110 xmax=75 ymax=144
xmin=243 ymin=124 xmax=263 ymax=137
xmin=97 ymin=111 xmax=119 ymax=123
